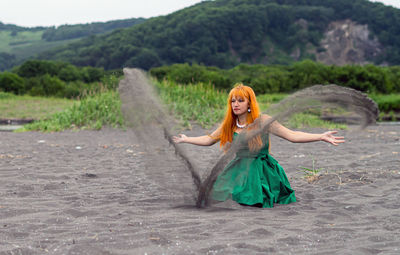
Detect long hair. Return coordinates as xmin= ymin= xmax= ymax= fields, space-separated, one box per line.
xmin=218 ymin=83 xmax=263 ymax=151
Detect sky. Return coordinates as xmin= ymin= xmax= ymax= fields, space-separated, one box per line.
xmin=0 ymin=0 xmax=399 ymax=28
xmin=369 ymin=0 xmax=400 ymax=9
xmin=0 ymin=0 xmax=204 ymax=27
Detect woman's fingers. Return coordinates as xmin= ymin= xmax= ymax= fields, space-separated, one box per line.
xmin=322 ymin=131 xmax=345 ymax=145
xmin=172 ymin=134 xmax=185 ymax=144
xmin=172 ymin=135 xmax=179 ymax=143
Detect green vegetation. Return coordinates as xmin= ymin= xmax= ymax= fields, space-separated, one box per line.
xmin=36 ymin=0 xmax=400 ymax=70
xmin=370 ymin=93 xmax=400 ymax=121
xmin=0 ymin=92 xmax=74 ymax=119
xmin=0 ymin=28 xmax=81 ymax=70
xmin=154 ymin=79 xmax=349 ymax=129
xmin=257 ymin=93 xmax=288 ymax=111
xmin=41 ymin=19 xmax=145 ymax=42
xmin=0 ymin=60 xmax=123 ymax=132
xmin=0 ymin=19 xmax=145 ymax=71
xmin=2 ymin=58 xmax=398 ymax=134
xmin=153 ymin=63 xmax=400 ymax=127
xmin=299 ymin=157 xmax=324 ymax=183
xmin=287 ymin=113 xmax=347 ymax=129
xmin=1 ymin=75 xmax=350 ymax=133
xmin=0 ymin=60 xmax=121 ymax=98
xmin=10 ymin=38 xmax=80 ymax=63
xmin=150 ymin=62 xmax=400 ymax=119
xmin=0 ymin=30 xmax=44 ymax=52
xmin=369 ymin=93 xmax=400 ymax=112
xmin=19 ymin=90 xmax=123 ymax=132
xmin=5 ymin=73 xmax=396 ymax=133
xmin=154 ymin=79 xmax=227 ymax=128
xmin=151 ymin=61 xmax=400 ymax=94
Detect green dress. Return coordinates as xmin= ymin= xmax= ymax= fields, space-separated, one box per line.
xmin=212 ymin=132 xmax=296 ymax=208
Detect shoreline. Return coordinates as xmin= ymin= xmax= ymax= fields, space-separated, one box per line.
xmin=1 ymin=120 xmax=399 ymax=132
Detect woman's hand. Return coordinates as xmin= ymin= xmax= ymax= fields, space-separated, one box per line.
xmin=320 ymin=131 xmax=345 ymax=146
xmin=172 ymin=134 xmax=187 ymax=144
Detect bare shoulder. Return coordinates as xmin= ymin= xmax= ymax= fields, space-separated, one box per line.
xmin=260 ymin=114 xmax=273 ymax=122
xmin=209 ymin=125 xmax=222 ymax=138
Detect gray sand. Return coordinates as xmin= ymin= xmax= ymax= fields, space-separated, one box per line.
xmin=0 ymin=124 xmax=399 ymax=254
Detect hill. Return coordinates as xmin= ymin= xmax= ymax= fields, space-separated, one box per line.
xmin=35 ymin=0 xmax=400 ymax=70
xmin=0 ymin=18 xmax=145 ymax=71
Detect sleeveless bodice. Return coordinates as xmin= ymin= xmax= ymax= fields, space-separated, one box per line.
xmin=234 ymin=132 xmax=269 ymax=158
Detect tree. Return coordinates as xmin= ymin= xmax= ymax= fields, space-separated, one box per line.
xmin=0 ymin=72 xmax=25 ymax=94
xmin=58 ymin=65 xmax=82 ymax=82
xmin=16 ymin=60 xmax=59 ymax=78
xmin=29 ymin=74 xmax=66 ymax=97
xmin=0 ymin=53 xmax=17 ymax=71
xmin=125 ymin=49 xmax=162 ymax=70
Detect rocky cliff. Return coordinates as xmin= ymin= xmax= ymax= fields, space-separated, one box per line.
xmin=315 ymin=19 xmax=383 ymax=65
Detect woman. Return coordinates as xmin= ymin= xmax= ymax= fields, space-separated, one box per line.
xmin=172 ymin=84 xmax=345 ymax=208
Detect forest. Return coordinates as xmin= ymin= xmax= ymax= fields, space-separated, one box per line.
xmin=36 ymin=0 xmax=400 ymax=70
xmin=0 ymin=18 xmax=145 ymax=71
xmin=41 ymin=18 xmax=146 ymax=42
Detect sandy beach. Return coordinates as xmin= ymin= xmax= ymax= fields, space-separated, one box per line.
xmin=0 ymin=123 xmax=399 ymax=254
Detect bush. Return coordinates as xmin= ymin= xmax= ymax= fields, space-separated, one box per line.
xmin=288 ymin=60 xmax=330 ymax=90
xmin=4 ymin=59 xmax=113 ymax=98
xmin=0 ymin=91 xmax=17 ymax=99
xmin=27 ymin=74 xmax=66 ymax=97
xmin=125 ymin=48 xmax=161 ymax=70
xmin=369 ymin=94 xmax=400 ymax=112
xmin=64 ymin=81 xmax=86 ymax=99
xmin=14 ymin=59 xmax=106 ymax=84
xmin=58 ymin=65 xmax=82 ymax=82
xmin=151 ymin=63 xmax=232 ymax=89
xmin=0 ymin=72 xmax=25 ymax=94
xmin=82 ymin=66 xmax=105 ymax=83
xmin=150 ymin=61 xmax=400 ymax=94
xmin=15 ymin=60 xmax=60 ymax=78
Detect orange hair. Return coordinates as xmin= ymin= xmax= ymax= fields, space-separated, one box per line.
xmin=218 ymin=83 xmax=263 ymax=151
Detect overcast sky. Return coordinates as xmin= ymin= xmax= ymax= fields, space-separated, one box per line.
xmin=0 ymin=0 xmax=399 ymax=28
xmin=0 ymin=0 xmax=204 ymax=27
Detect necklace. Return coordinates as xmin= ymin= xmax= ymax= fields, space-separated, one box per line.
xmin=236 ymin=119 xmax=247 ymax=128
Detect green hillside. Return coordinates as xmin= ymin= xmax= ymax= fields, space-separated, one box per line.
xmin=0 ymin=18 xmax=145 ymax=71
xmin=0 ymin=29 xmax=80 ymax=61
xmin=36 ymin=0 xmax=400 ymax=70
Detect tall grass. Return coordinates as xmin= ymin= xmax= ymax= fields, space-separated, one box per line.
xmin=257 ymin=93 xmax=288 ymax=111
xmin=375 ymin=94 xmax=400 ymax=112
xmin=154 ymin=79 xmax=226 ymax=128
xmin=257 ymin=94 xmax=347 ymax=129
xmin=154 ymin=80 xmax=347 ymax=129
xmin=19 ymin=90 xmax=123 ymax=132
xmin=0 ymin=92 xmax=75 ymax=119
xmin=12 ymin=77 xmax=391 ymax=132
xmin=287 ymin=113 xmax=347 ymax=129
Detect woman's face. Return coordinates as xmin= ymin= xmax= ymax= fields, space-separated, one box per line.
xmin=231 ymin=96 xmax=249 ymax=116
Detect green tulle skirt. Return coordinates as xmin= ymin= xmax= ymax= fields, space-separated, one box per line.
xmin=212 ymin=133 xmax=296 ymax=208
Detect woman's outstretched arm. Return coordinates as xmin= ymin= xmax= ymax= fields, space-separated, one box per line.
xmin=172 ymin=127 xmax=221 ymax=146
xmin=262 ymin=114 xmax=345 ymax=146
